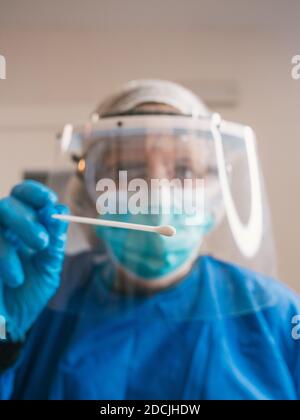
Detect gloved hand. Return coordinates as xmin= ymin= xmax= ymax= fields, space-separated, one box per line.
xmin=0 ymin=180 xmax=69 ymax=342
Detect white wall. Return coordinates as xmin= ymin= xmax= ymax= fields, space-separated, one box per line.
xmin=0 ymin=0 xmax=299 ymax=291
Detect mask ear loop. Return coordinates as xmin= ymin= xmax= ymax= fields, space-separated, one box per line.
xmin=211 ymin=113 xmax=263 ymax=258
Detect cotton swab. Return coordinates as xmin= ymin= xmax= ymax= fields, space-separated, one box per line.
xmin=51 ymin=214 xmax=176 ymax=237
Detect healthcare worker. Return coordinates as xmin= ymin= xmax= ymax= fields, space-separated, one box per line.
xmin=0 ymin=80 xmax=299 ymax=400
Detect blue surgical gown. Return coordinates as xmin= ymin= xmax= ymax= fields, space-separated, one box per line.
xmin=0 ymin=252 xmax=299 ymax=400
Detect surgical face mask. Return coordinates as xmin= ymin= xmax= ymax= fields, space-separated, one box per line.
xmin=95 ymin=210 xmax=213 ymax=281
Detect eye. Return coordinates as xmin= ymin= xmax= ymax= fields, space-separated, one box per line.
xmin=116 ymin=163 xmax=146 ymax=180
xmin=206 ymin=165 xmax=218 ymax=176
xmin=175 ymin=163 xmax=193 ymax=179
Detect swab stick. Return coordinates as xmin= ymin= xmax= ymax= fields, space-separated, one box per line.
xmin=52 ymin=214 xmax=176 ymax=237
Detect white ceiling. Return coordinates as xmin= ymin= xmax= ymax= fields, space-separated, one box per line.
xmin=0 ymin=0 xmax=299 ymax=32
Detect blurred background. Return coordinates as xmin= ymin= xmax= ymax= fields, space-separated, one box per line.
xmin=0 ymin=0 xmax=299 ymax=291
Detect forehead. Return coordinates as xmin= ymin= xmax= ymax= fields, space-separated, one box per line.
xmin=99 ymin=134 xmax=212 ymax=162
xmin=132 ymin=102 xmax=182 ymax=114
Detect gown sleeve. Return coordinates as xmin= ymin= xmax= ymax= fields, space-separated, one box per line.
xmin=0 ymin=340 xmax=23 ymax=400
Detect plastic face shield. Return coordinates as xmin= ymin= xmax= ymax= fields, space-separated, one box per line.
xmin=57 ymin=113 xmax=275 ymax=270
xmin=47 ymin=113 xmax=276 ymax=320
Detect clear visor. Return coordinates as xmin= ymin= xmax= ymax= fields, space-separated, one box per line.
xmin=47 ymin=114 xmax=276 ymax=319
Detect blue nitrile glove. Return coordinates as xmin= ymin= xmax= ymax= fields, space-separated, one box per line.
xmin=0 ymin=180 xmax=69 ymax=342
